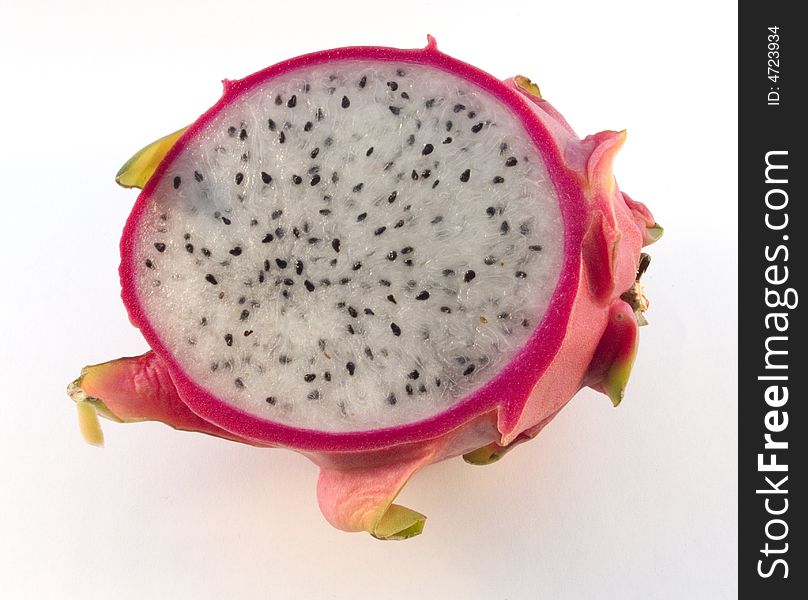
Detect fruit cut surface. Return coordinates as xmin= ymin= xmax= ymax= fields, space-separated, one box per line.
xmin=127 ymin=59 xmax=565 ymax=433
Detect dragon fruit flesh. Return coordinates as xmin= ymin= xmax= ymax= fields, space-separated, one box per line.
xmin=67 ymin=37 xmax=661 ymax=539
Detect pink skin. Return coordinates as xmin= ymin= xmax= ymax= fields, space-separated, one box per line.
xmin=75 ymin=38 xmax=658 ymax=537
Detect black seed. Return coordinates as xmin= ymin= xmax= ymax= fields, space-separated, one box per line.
xmin=442 ymin=269 xmax=455 ymax=276
xmin=154 ymin=242 xmax=167 ymax=253
xmin=200 ymin=317 xmax=207 ymax=326
xmin=405 ymin=384 xmax=413 ymax=396
xmin=317 ymin=108 xmax=325 ymax=121
xmin=173 ymin=176 xmax=181 ymax=189
xmin=234 ymin=378 xmax=245 ymax=389
xmin=352 ymin=261 xmax=362 ymax=271
xmin=331 ymin=238 xmax=341 ymax=252
xmin=352 ymin=182 xmax=364 ymax=193
xmin=331 ymin=171 xmax=339 ymax=183
xmin=205 ymin=274 xmax=218 ymax=285
xmin=227 ymin=126 xmax=237 ymax=136
xmin=422 ymin=143 xmax=434 ymax=156
xmin=418 ymin=384 xmax=427 ymax=393
xmin=453 ymin=103 xmax=465 ymax=113
xmin=275 ymin=258 xmax=287 ymax=268
xmin=364 ymin=308 xmax=375 ymax=315
xmin=397 ymin=68 xmax=406 ymax=76
xmin=261 ymin=171 xmax=272 ymax=184
xmin=347 ymin=324 xmax=355 ymax=335
xmin=384 ymin=161 xmax=394 ymax=170
xmin=404 ymin=259 xmax=413 ymax=267
xmin=407 ymin=134 xmax=415 ymax=146
xmin=431 ymin=180 xmax=440 ymax=189
xmin=379 ymin=279 xmax=391 ymax=287
xmin=346 ymin=362 xmax=356 ymax=376
xmin=421 ymin=169 xmax=431 ymax=179
xmin=387 ymin=250 xmax=397 ymax=261
xmin=440 ymin=306 xmax=451 ymax=313
xmin=515 ymin=271 xmax=527 ymax=279
xmin=279 ymin=354 xmax=290 ymax=364
xmin=411 ymin=170 xmax=419 ymax=181
xmin=262 ymin=233 xmax=274 ymax=243
xmin=250 ymin=219 xmax=258 ymax=226
xmin=292 ymin=175 xmax=302 ymax=185
xmin=304 ymin=121 xmax=313 ymax=132
xmin=359 ymin=75 xmax=367 ymax=88
xmin=387 ymin=190 xmax=398 ymax=203
xmin=505 ymin=156 xmax=518 ymax=167
xmin=390 ymin=322 xmax=401 ymax=336
xmin=310 ymin=147 xmax=320 ymax=159
xmin=319 ymin=209 xmax=331 ymax=215
xmin=240 ymin=309 xmax=250 ymax=321
xmin=443 ymin=137 xmax=453 ymax=144
xmin=274 ymin=94 xmax=283 ymax=105
xmin=366 ymin=146 xmax=374 ymax=156
xmin=463 ymin=270 xmax=476 ymax=282
xmin=224 ymin=333 xmax=233 ymax=346
xmin=484 ymin=255 xmax=496 ymax=265
xmin=275 ymin=227 xmax=285 ymax=238
xmin=387 ymin=294 xmax=397 ymax=304
xmin=500 ymin=220 xmax=510 ymax=235
xmin=304 ymin=373 xmax=316 ymax=382
xmin=401 ymin=91 xmax=410 ymax=100
xmin=445 ymin=120 xmax=453 ymax=132
xmin=341 ymin=96 xmax=350 ymax=108
xmin=325 ymin=136 xmax=334 ymax=147
xmin=486 ymin=206 xmax=496 ymax=217
xmin=307 ymin=390 xmax=320 ymax=400
xmin=238 ymin=296 xmax=246 ymax=305
xmin=357 ymin=212 xmax=367 ymax=222
xmin=301 ymin=280 xmax=314 ymax=292
xmin=193 ymin=171 xmax=204 ymax=183
xmin=415 ymin=291 xmax=430 ymax=300
xmin=295 ymin=260 xmax=304 ymax=275
xmin=387 ymin=81 xmax=399 ymax=91
xmin=278 ymin=131 xmax=285 ymax=143
xmin=374 ymin=226 xmax=387 ymax=236
xmin=268 ymin=119 xmax=277 ymax=132
xmin=493 ymin=176 xmax=504 ymax=184
xmin=529 ymin=244 xmax=543 ymax=251
xmin=229 ymin=246 xmax=242 ymax=256
xmin=401 ymin=246 xmax=413 ymax=254
xmin=498 ymin=312 xmax=509 ymax=319
xmin=460 ymin=169 xmax=471 ymax=182
xmin=463 ymin=364 xmax=476 ymax=376
xmin=145 ymin=259 xmax=153 ymax=269
xmin=471 ymin=122 xmax=484 ymax=133
xmin=389 ymin=106 xmax=401 ymax=115
xmin=339 ymin=277 xmax=351 ymax=285
xmin=283 ymin=278 xmax=294 ymax=286
xmin=324 ymin=371 xmax=332 ymax=381
xmin=202 ymin=248 xmax=211 ymax=257
xmin=364 ymin=347 xmax=374 ymax=359
xmin=431 ymin=216 xmax=443 ymax=224
xmin=287 ymin=94 xmax=297 ymax=108
xmin=221 ymin=216 xmax=231 ymax=225
xmin=407 ymin=370 xmax=420 ymax=380
xmin=266 ymin=396 xmax=277 ymax=405
xmin=271 ymin=210 xmax=283 ymax=220
xmin=239 ymin=128 xmax=248 ymax=141
xmin=520 ymin=223 xmax=530 ymax=235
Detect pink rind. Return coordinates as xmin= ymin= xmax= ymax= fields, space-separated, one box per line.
xmin=119 ymin=39 xmax=587 ymax=452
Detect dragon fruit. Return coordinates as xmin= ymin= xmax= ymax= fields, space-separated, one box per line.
xmin=67 ymin=37 xmax=661 ymax=540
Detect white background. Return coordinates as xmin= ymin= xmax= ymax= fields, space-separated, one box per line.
xmin=0 ymin=1 xmax=737 ymax=598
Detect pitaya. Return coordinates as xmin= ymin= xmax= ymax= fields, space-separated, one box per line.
xmin=67 ymin=37 xmax=661 ymax=539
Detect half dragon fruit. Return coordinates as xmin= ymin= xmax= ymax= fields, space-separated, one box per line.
xmin=68 ymin=37 xmax=662 ymax=539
